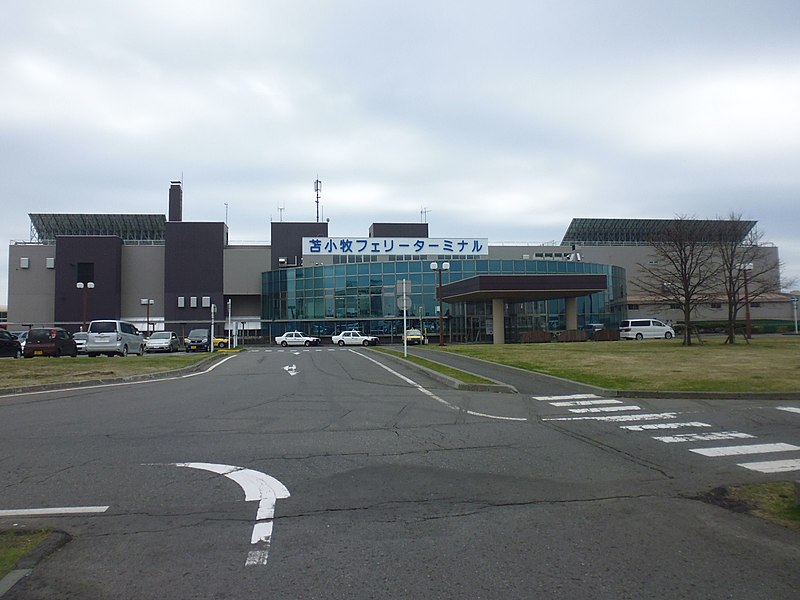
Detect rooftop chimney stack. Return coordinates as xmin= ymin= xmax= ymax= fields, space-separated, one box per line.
xmin=168 ymin=181 xmax=183 ymax=222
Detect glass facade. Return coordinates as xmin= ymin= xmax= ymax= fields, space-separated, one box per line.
xmin=262 ymin=258 xmax=626 ymax=342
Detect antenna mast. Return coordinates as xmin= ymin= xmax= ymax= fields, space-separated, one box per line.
xmin=314 ymin=179 xmax=322 ymax=223
xmin=421 ymin=207 xmax=431 ymax=223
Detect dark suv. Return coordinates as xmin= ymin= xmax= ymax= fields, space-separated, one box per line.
xmin=23 ymin=327 xmax=78 ymax=358
xmin=0 ymin=329 xmax=22 ymax=358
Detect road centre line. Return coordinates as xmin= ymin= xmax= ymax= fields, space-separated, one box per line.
xmin=738 ymin=459 xmax=800 ymax=473
xmin=689 ymin=443 xmax=800 ymax=457
xmin=353 ymin=350 xmax=527 ymax=422
xmin=0 ymin=506 xmax=109 ymax=517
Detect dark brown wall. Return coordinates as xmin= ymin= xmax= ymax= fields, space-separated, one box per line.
xmin=271 ymin=222 xmax=328 ymax=271
xmin=169 ymin=182 xmax=183 ymax=222
xmin=54 ymin=236 xmax=123 ymax=328
xmin=164 ymin=222 xmax=226 ymax=328
xmin=368 ymin=223 xmax=429 ymax=237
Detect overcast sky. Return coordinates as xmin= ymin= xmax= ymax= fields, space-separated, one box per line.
xmin=3 ymin=1 xmax=799 ymax=304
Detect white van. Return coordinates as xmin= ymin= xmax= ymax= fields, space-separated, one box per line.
xmin=85 ymin=320 xmax=145 ymax=356
xmin=619 ymin=319 xmax=675 ymax=340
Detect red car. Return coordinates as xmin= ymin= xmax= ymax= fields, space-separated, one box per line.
xmin=23 ymin=328 xmax=78 ymax=358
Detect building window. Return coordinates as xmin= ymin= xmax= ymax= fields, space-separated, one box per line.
xmin=20 ymin=257 xmax=29 ymax=269
xmin=669 ymin=304 xmax=681 ymax=310
xmin=710 ymin=303 xmax=721 ymax=309
xmin=751 ymin=302 xmax=761 ymax=308
xmin=202 ymin=296 xmax=211 ymax=308
xmin=46 ymin=257 xmax=55 ymax=269
xmin=627 ymin=304 xmax=639 ymax=310
xmin=177 ymin=296 xmax=185 ymax=308
xmin=77 ymin=262 xmax=94 ymax=283
xmin=190 ymin=296 xmax=198 ymax=308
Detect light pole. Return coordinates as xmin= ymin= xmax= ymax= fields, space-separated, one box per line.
xmin=792 ymin=297 xmax=798 ymax=335
xmin=76 ymin=281 xmax=95 ymax=331
xmin=210 ymin=303 xmax=217 ymax=352
xmin=140 ymin=298 xmax=154 ymax=334
xmin=430 ymin=261 xmax=450 ymax=346
xmin=740 ymin=263 xmax=753 ymax=339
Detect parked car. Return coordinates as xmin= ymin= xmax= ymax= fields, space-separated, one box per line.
xmin=275 ymin=331 xmax=321 ymax=347
xmin=73 ymin=331 xmax=88 ymax=354
xmin=145 ymin=331 xmax=181 ymax=353
xmin=620 ymin=319 xmax=675 ymax=340
xmin=23 ymin=327 xmax=78 ymax=358
xmin=186 ymin=328 xmax=211 ymax=352
xmin=10 ymin=330 xmax=28 ymax=352
xmin=403 ymin=328 xmax=424 ymax=345
xmin=213 ymin=336 xmax=229 ymax=348
xmin=0 ymin=329 xmax=23 ymax=358
xmin=86 ymin=320 xmax=145 ymax=357
xmin=332 ymin=330 xmax=379 ymax=346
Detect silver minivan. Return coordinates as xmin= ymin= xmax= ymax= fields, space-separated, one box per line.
xmin=620 ymin=318 xmax=675 ymax=340
xmin=85 ymin=320 xmax=145 ymax=356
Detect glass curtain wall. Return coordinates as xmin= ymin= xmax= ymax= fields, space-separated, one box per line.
xmin=262 ymin=260 xmax=625 ymax=341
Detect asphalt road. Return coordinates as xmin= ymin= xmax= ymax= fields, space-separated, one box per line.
xmin=1 ymin=348 xmax=799 ymax=599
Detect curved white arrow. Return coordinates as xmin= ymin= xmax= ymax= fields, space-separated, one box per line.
xmin=173 ymin=462 xmax=290 ymax=566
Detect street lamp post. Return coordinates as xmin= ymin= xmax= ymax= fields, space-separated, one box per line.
xmin=140 ymin=298 xmax=154 ymax=334
xmin=76 ymin=281 xmax=95 ymax=331
xmin=740 ymin=263 xmax=753 ymax=339
xmin=430 ymin=261 xmax=450 ymax=346
xmin=792 ymin=297 xmax=798 ymax=335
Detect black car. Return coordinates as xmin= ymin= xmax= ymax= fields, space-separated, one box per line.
xmin=185 ymin=328 xmax=211 ymax=352
xmin=23 ymin=327 xmax=78 ymax=358
xmin=0 ymin=329 xmax=22 ymax=358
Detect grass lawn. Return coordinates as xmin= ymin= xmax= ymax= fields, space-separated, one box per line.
xmin=0 ymin=530 xmax=51 ymax=579
xmin=727 ymin=482 xmax=800 ymax=530
xmin=0 ymin=354 xmax=215 ymax=391
xmin=432 ymin=335 xmax=800 ymax=392
xmin=372 ymin=347 xmax=496 ymax=384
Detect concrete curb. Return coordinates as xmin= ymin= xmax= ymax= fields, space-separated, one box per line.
xmin=0 ymin=531 xmax=71 ymax=597
xmin=370 ymin=350 xmax=518 ymax=393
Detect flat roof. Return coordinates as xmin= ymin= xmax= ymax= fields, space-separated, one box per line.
xmin=439 ymin=274 xmax=608 ymax=302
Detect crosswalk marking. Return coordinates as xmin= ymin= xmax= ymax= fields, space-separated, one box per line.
xmin=777 ymin=406 xmax=800 ymax=415
xmin=620 ymin=422 xmax=711 ymax=431
xmin=549 ymin=399 xmax=622 ymax=407
xmin=738 ymin=459 xmax=800 ymax=473
xmin=543 ymin=412 xmax=678 ymax=422
xmin=689 ymin=443 xmax=800 ymax=457
xmin=569 ymin=405 xmax=641 ymax=414
xmin=533 ymin=394 xmax=602 ymax=402
xmin=653 ymin=432 xmax=755 ymax=443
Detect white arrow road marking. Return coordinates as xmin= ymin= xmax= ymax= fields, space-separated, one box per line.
xmin=172 ymin=463 xmax=290 ymax=567
xmin=283 ymin=364 xmax=298 ymax=376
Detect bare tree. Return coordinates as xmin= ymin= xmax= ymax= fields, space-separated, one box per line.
xmin=714 ymin=214 xmax=782 ymax=343
xmin=633 ymin=216 xmax=721 ymax=346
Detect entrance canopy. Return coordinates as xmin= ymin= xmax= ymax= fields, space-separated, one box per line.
xmin=438 ymin=274 xmax=608 ymax=302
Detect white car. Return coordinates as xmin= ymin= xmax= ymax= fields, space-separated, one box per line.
xmin=275 ymin=331 xmax=321 ymax=347
xmin=332 ymin=330 xmax=379 ymax=346
xmin=619 ymin=319 xmax=675 ymax=340
xmin=145 ymin=331 xmax=181 ymax=353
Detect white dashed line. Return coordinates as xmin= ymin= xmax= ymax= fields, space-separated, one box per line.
xmin=533 ymin=394 xmax=603 ymax=402
xmin=620 ymin=422 xmax=711 ymax=431
xmin=689 ymin=443 xmax=800 ymax=457
xmin=543 ymin=412 xmax=679 ymax=422
xmin=568 ymin=405 xmax=641 ymax=414
xmin=738 ymin=459 xmax=800 ymax=473
xmin=652 ymin=431 xmax=755 ymax=443
xmin=549 ymin=399 xmax=622 ymax=407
